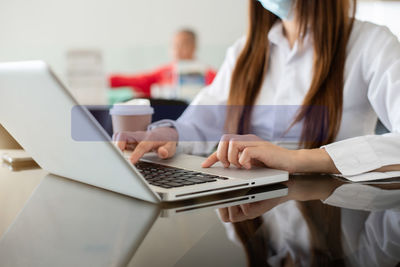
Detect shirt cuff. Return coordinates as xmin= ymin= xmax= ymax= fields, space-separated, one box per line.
xmin=148 ymin=119 xmax=197 ymax=154
xmin=148 ymin=119 xmax=196 ymax=142
xmin=323 ymin=184 xmax=378 ymax=210
xmin=323 ymin=183 xmax=400 ymax=211
xmin=147 ymin=119 xmax=176 ymax=131
xmin=322 ymin=136 xmax=383 ymax=176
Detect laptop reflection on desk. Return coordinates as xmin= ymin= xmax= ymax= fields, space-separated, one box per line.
xmin=0 ymin=173 xmax=287 ymax=267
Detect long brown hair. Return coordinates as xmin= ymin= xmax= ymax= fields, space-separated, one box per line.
xmin=226 ymin=0 xmax=356 ymax=149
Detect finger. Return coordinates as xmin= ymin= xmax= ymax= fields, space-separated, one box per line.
xmin=240 ymin=203 xmax=261 ymax=219
xmin=113 ymin=131 xmax=147 ymax=151
xmin=227 ymin=140 xmax=245 ymax=168
xmin=218 ymin=208 xmax=230 ymax=223
xmin=201 ymin=152 xmax=219 ymax=168
xmin=130 ymin=142 xmax=154 ymax=164
xmin=228 ymin=206 xmax=244 ymax=223
xmin=126 ymin=142 xmax=138 ymax=151
xmin=239 ymin=204 xmax=252 ymax=216
xmin=112 ymin=132 xmax=120 ymax=142
xmin=217 ymin=140 xmax=230 ymax=168
xmin=239 ymin=147 xmax=260 ymax=169
xmin=157 ymin=142 xmax=176 ymax=159
xmin=116 ymin=141 xmax=127 ymax=151
xmin=112 ymin=132 xmax=127 ymax=151
xmin=241 ymin=201 xmax=275 ymax=220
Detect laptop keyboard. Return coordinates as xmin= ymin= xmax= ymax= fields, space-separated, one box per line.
xmin=135 ymin=161 xmax=229 ymax=189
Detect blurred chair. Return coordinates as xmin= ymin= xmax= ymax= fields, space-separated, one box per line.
xmin=87 ymin=106 xmax=114 ymax=137
xmin=150 ymin=99 xmax=188 ymax=122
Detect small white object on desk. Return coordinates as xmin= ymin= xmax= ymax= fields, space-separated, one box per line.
xmin=2 ymin=150 xmax=33 ymax=164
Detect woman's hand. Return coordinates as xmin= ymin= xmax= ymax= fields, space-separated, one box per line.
xmin=113 ymin=127 xmax=178 ymax=164
xmin=202 ymin=134 xmax=339 ymax=174
xmin=202 ymin=134 xmax=298 ymax=173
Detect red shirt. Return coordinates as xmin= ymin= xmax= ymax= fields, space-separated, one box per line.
xmin=109 ymin=63 xmax=217 ymax=98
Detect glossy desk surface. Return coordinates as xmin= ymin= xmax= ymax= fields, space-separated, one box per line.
xmin=0 ymin=149 xmax=399 ymax=267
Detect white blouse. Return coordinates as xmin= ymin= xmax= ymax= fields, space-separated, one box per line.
xmin=151 ymin=20 xmax=400 ymax=177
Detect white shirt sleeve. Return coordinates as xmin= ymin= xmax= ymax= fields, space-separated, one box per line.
xmin=150 ymin=37 xmax=246 ymax=155
xmin=323 ymin=26 xmax=400 ymax=176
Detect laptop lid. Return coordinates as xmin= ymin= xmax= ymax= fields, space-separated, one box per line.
xmin=0 ymin=61 xmax=159 ymax=203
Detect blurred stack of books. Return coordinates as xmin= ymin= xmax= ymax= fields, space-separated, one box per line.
xmin=66 ymin=49 xmax=107 ymax=105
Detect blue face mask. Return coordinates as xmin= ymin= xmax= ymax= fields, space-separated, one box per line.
xmin=257 ymin=0 xmax=294 ymax=20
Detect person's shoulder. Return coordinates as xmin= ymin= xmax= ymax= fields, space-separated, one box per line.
xmin=349 ymin=19 xmax=400 ymax=66
xmin=224 ymin=36 xmax=247 ymax=64
xmin=348 ymin=20 xmax=400 ymax=83
xmin=350 ymin=20 xmax=399 ymax=50
xmin=228 ymin=36 xmax=247 ymax=53
xmin=227 ymin=36 xmax=247 ymax=55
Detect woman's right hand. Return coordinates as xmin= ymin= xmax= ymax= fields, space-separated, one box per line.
xmin=112 ymin=127 xmax=178 ymax=164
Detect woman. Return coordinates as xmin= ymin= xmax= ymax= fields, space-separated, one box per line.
xmin=114 ymin=0 xmax=400 ymax=183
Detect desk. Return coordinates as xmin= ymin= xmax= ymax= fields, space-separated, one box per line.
xmin=0 ymin=150 xmax=399 ymax=267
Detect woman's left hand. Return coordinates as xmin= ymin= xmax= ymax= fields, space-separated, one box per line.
xmin=201 ymin=134 xmax=297 ymax=173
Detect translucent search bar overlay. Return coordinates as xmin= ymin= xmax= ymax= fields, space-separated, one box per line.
xmin=71 ymin=105 xmax=330 ymax=143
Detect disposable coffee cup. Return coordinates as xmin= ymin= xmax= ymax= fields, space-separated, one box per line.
xmin=110 ymin=99 xmax=154 ymax=133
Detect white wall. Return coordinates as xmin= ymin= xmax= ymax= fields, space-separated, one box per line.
xmin=1 ymin=0 xmax=399 ymax=84
xmin=0 ymin=0 xmax=247 ymax=80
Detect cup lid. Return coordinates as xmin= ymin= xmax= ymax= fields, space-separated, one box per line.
xmin=110 ymin=98 xmax=154 ymax=116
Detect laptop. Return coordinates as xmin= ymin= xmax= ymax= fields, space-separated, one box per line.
xmin=0 ymin=61 xmax=288 ymax=202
